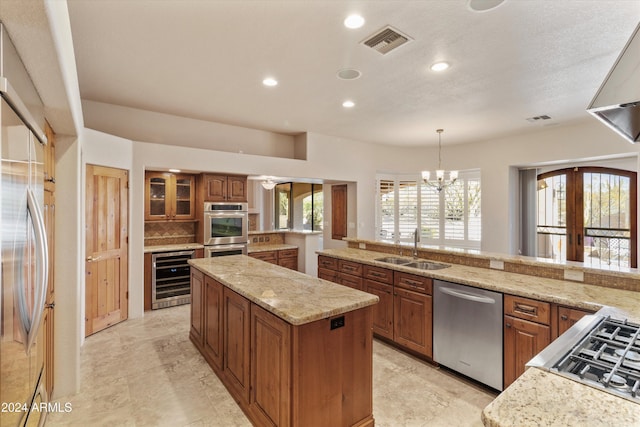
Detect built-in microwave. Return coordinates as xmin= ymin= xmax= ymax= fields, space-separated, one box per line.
xmin=203 ymin=202 xmax=248 ymax=245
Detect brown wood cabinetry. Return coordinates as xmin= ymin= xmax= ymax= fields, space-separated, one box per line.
xmin=190 ymin=268 xmax=205 ymax=346
xmin=190 ymin=266 xmax=375 ymax=427
xmin=204 ymin=276 xmax=224 ymax=370
xmin=249 ymin=247 xmax=299 ymax=271
xmin=202 ymin=173 xmax=248 ymax=202
xmin=337 ymin=259 xmax=363 ymax=290
xmin=331 ymin=184 xmax=347 ymax=240
xmin=557 ymin=306 xmax=593 ymax=337
xmin=364 ymin=278 xmax=393 ymax=340
xmin=504 ymin=295 xmax=551 ymax=388
xmin=224 ymin=287 xmax=251 ymax=404
xmin=393 ymin=284 xmax=433 ymax=358
xmin=145 ymin=171 xmax=196 ymax=220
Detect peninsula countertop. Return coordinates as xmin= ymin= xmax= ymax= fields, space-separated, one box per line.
xmin=188 ymin=255 xmax=378 ymax=325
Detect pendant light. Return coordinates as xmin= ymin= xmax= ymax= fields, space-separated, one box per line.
xmin=421 ymin=129 xmax=458 ymax=192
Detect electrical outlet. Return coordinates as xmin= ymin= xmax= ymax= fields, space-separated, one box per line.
xmin=253 ymin=237 xmax=258 ymax=243
xmin=564 ymin=269 xmax=584 ymax=282
xmin=489 ymin=259 xmax=504 ymax=270
xmin=265 ymin=236 xmax=270 ymax=242
xmin=259 ymin=237 xmax=264 ymax=242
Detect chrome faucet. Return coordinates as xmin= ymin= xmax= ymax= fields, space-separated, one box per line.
xmin=413 ymin=228 xmax=419 ymax=258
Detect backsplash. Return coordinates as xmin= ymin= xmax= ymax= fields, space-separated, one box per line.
xmin=249 ymin=232 xmax=284 ymax=246
xmin=145 ymin=221 xmax=197 ymax=246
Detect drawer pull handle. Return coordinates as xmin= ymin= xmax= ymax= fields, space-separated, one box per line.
xmin=561 ymin=314 xmax=568 ymax=321
xmin=370 ymin=272 xmax=385 ymax=278
xmin=403 ymin=279 xmax=423 ymax=287
xmin=514 ymin=303 xmax=537 ymax=316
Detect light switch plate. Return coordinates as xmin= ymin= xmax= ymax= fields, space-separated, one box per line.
xmin=564 ymin=269 xmax=584 ymax=282
xmin=489 ymin=259 xmax=504 ymax=270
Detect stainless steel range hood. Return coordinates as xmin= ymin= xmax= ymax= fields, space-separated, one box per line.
xmin=587 ymin=23 xmax=640 ymax=143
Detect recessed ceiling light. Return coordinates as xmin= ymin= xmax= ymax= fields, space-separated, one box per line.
xmin=168 ymin=168 xmax=181 ymax=173
xmin=337 ymin=68 xmax=362 ymax=80
xmin=344 ymin=14 xmax=365 ymax=29
xmin=342 ymin=100 xmax=355 ymax=108
xmin=468 ymin=0 xmax=506 ymax=12
xmin=430 ymin=62 xmax=450 ymax=72
xmin=262 ymin=77 xmax=278 ymax=87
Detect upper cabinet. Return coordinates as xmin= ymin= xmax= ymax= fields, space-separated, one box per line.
xmin=202 ymin=174 xmax=247 ymax=202
xmin=145 ymin=171 xmax=196 ymax=221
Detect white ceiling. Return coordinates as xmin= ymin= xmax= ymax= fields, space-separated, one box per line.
xmin=66 ymin=0 xmax=640 ymax=148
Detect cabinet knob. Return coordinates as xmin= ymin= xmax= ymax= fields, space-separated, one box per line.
xmin=560 ymin=315 xmax=568 ymax=321
xmin=505 ymin=322 xmax=512 ymax=329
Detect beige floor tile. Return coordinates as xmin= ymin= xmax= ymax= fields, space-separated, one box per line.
xmin=47 ymin=304 xmax=496 ymax=426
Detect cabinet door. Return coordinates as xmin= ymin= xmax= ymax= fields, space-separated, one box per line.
xmin=204 ymin=174 xmax=228 ymax=202
xmin=318 ymin=268 xmax=338 ymax=283
xmin=249 ymin=251 xmax=278 ymax=264
xmin=339 ymin=272 xmax=363 ymax=291
xmin=190 ymin=268 xmax=205 ymax=346
xmin=173 ymin=174 xmax=195 ymax=220
xmin=278 ymin=256 xmax=298 ymax=271
xmin=250 ymin=305 xmax=291 ymax=427
xmin=204 ymin=277 xmax=224 ymax=371
xmin=557 ymin=306 xmax=592 ymax=336
xmin=364 ymin=279 xmax=393 ymax=340
xmin=503 ymin=315 xmax=551 ymax=388
xmin=145 ymin=172 xmax=172 ymax=220
xmin=224 ymin=288 xmax=251 ymax=403
xmin=393 ymin=287 xmax=432 ymax=357
xmin=227 ymin=175 xmax=248 ymax=202
xmin=331 ymin=184 xmax=347 ymax=240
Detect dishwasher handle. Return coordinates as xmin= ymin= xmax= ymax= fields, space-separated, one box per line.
xmin=438 ymin=286 xmax=497 ymax=304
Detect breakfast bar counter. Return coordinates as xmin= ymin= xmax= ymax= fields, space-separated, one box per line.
xmin=188 ymin=255 xmax=378 ymax=427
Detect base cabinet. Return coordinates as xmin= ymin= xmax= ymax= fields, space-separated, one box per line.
xmin=224 ymin=288 xmax=251 ymax=404
xmin=393 ymin=287 xmax=433 ymax=357
xmin=503 ymin=315 xmax=551 ymax=388
xmin=203 ymin=276 xmax=224 ymax=370
xmin=190 ymin=268 xmax=205 ymax=346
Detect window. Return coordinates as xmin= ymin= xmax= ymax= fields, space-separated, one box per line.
xmin=276 ymin=182 xmax=324 ymax=231
xmin=376 ymin=171 xmax=481 ymax=248
xmin=536 ymin=167 xmax=637 ymax=268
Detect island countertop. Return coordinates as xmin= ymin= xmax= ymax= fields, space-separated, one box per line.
xmin=189 ymin=255 xmax=379 ymax=325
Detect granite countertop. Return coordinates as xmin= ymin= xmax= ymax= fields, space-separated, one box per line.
xmin=144 ymin=243 xmax=204 ymax=253
xmin=317 ymin=247 xmax=640 ymax=425
xmin=189 ymin=255 xmax=378 ymax=325
xmin=248 ymin=244 xmax=298 ymax=253
xmin=317 ymin=248 xmax=640 ymax=321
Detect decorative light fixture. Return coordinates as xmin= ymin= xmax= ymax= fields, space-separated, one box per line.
xmin=421 ymin=129 xmax=458 ymax=192
xmin=261 ymin=178 xmax=276 ymax=190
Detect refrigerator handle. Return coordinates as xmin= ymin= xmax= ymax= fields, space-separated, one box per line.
xmin=24 ymin=187 xmax=49 ymax=353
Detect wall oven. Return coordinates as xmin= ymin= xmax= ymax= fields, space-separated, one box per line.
xmin=203 ymin=202 xmax=248 ymax=245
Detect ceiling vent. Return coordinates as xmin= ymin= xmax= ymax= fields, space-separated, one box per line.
xmin=526 ymin=115 xmax=552 ymax=123
xmin=362 ymin=26 xmax=412 ymax=55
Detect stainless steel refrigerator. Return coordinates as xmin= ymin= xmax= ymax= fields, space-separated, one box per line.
xmin=0 ymin=23 xmax=50 ymax=427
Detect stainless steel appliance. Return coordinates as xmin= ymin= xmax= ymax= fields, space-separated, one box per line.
xmin=433 ymin=280 xmax=503 ymax=390
xmin=152 ymin=250 xmax=194 ymax=309
xmin=1 ymin=24 xmax=50 ymax=427
xmin=528 ymin=314 xmax=640 ymax=403
xmin=203 ymin=202 xmax=248 ymax=256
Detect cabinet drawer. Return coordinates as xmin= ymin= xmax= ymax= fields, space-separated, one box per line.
xmin=278 ymin=248 xmax=298 ymax=259
xmin=318 ymin=268 xmax=339 ymax=283
xmin=338 ymin=260 xmax=363 ymax=276
xmin=278 ymin=257 xmax=297 ymax=271
xmin=318 ymin=255 xmax=338 ymax=270
xmin=395 ymin=272 xmax=432 ymax=295
xmin=249 ymin=251 xmax=277 ymax=263
xmin=504 ymin=295 xmax=550 ymax=325
xmin=338 ymin=272 xmax=363 ymax=291
xmin=363 ymin=265 xmax=393 ymax=284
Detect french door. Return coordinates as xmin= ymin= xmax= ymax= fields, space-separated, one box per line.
xmin=537 ymin=167 xmax=637 ymax=268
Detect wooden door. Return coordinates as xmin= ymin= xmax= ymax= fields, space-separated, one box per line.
xmin=204 ymin=174 xmax=228 ymax=201
xmin=331 ymin=184 xmax=347 ymax=240
xmin=503 ymin=315 xmax=550 ymax=388
xmin=227 ymin=175 xmax=248 ymax=202
xmin=393 ymin=287 xmax=432 ymax=357
xmin=85 ymin=165 xmax=129 ymax=336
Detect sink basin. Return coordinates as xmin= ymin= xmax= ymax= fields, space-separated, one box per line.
xmin=374 ymin=256 xmax=412 ymax=265
xmin=404 ymin=261 xmax=450 ymax=270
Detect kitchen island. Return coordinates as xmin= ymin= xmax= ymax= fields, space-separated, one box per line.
xmin=188 ymin=255 xmax=379 ymax=427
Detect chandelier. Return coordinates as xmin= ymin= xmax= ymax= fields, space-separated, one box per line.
xmin=421 ymin=129 xmax=458 ymax=192
xmin=261 ymin=177 xmax=277 ymax=190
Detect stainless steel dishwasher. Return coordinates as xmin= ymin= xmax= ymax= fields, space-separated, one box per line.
xmin=433 ymin=280 xmax=503 ymax=390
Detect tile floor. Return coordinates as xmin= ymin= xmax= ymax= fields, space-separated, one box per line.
xmin=46 ymin=305 xmax=496 ymax=426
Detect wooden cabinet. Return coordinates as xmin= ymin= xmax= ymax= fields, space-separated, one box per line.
xmin=364 ymin=279 xmax=393 ymax=340
xmin=394 ymin=285 xmax=433 ymax=358
xmin=557 ymin=306 xmax=593 ymax=336
xmin=337 ymin=259 xmax=363 ymax=290
xmin=202 ymin=173 xmax=248 ymax=202
xmin=145 ymin=171 xmax=195 ymax=220
xmin=331 ymin=184 xmax=347 ymax=240
xmin=250 ymin=304 xmax=291 ymax=427
xmin=224 ymin=287 xmax=251 ymax=404
xmin=249 ymin=248 xmax=299 ymax=271
xmin=204 ymin=276 xmax=224 ymax=370
xmin=503 ymin=295 xmax=551 ymax=388
xmin=190 ymin=267 xmax=205 ymax=346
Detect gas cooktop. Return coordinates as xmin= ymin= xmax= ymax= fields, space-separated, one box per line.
xmin=529 ymin=314 xmax=640 ymax=404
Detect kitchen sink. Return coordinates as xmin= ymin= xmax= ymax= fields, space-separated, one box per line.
xmin=404 ymin=261 xmax=450 ymax=270
xmin=374 ymin=256 xmax=412 ymax=265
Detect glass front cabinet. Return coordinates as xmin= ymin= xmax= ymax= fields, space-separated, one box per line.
xmin=145 ymin=172 xmax=195 ymax=221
